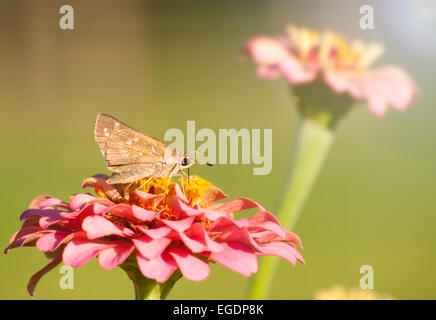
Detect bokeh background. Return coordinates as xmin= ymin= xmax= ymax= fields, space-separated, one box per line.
xmin=1 ymin=0 xmax=435 ymax=299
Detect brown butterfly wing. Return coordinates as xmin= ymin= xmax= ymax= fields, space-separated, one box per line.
xmin=106 ymin=163 xmax=162 ymax=184
xmin=94 ymin=113 xmax=167 ymax=172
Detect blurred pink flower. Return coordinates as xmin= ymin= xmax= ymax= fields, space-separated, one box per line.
xmin=315 ymin=285 xmax=394 ymax=300
xmin=6 ymin=175 xmax=304 ymax=296
xmin=244 ymin=25 xmax=417 ymax=116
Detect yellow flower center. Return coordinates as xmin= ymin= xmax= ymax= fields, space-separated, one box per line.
xmin=138 ymin=177 xmax=172 ymax=195
xmin=182 ymin=176 xmax=212 ymax=206
xmin=95 ymin=175 xmax=214 ymax=210
xmin=286 ymin=25 xmax=384 ymax=71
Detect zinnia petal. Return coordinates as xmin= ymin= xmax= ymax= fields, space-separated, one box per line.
xmin=180 ymin=223 xmax=224 ymax=253
xmin=63 ymin=240 xmax=121 ymax=267
xmin=210 ymin=197 xmax=265 ymax=214
xmin=82 ymin=215 xmax=134 ymax=239
xmin=27 ymin=254 xmax=63 ymax=297
xmin=98 ymin=244 xmax=135 ymax=270
xmin=36 ymin=197 xmax=68 ymax=209
xmin=20 ymin=208 xmax=64 ymax=221
xmin=102 ymin=204 xmax=156 ymax=222
xmin=36 ymin=231 xmax=71 ymax=252
xmin=69 ymin=194 xmax=97 ymax=211
xmin=28 ymin=195 xmax=55 ymax=209
xmin=245 ymin=36 xmax=291 ymax=65
xmin=257 ymin=241 xmax=305 ymax=266
xmin=163 ymin=216 xmax=195 ymax=232
xmin=81 ymin=174 xmax=123 ymax=202
xmin=171 ymin=196 xmax=203 ymax=218
xmin=138 ymin=226 xmax=172 ymax=239
xmin=168 ymin=247 xmax=210 ymax=281
xmin=137 ymin=252 xmax=177 ymax=283
xmin=5 ymin=226 xmax=42 ymax=253
xmin=247 ymin=211 xmax=287 ymax=238
xmin=208 ymin=242 xmax=258 ymax=277
xmin=132 ymin=235 xmax=171 ymax=260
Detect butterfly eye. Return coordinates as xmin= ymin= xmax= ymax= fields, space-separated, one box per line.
xmin=181 ymin=157 xmax=189 ymax=166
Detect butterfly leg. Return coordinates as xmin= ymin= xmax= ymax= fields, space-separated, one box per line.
xmin=161 ymin=173 xmax=187 ymax=202
xmin=180 ymin=173 xmax=184 ymax=194
xmin=187 ymin=167 xmax=190 ymax=187
xmin=181 ymin=169 xmax=191 ymax=192
xmin=178 ymin=169 xmax=188 ymax=191
xmin=161 ymin=163 xmax=182 ymax=200
xmin=123 ymin=178 xmax=145 ymax=200
xmin=134 ymin=176 xmax=154 ymax=193
xmin=162 ymin=174 xmax=175 ymax=203
xmin=124 ymin=182 xmax=134 ymax=201
xmin=164 ymin=175 xmax=171 ymax=194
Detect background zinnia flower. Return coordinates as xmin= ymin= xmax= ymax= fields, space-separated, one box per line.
xmin=6 ymin=175 xmax=304 ymax=299
xmin=244 ymin=25 xmax=418 ymax=300
xmin=245 ymin=25 xmax=417 ymax=116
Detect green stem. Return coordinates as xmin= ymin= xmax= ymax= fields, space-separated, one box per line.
xmin=120 ymin=258 xmax=182 ymax=300
xmin=248 ymin=117 xmax=334 ymax=299
xmin=131 ymin=271 xmax=181 ymax=300
xmin=278 ymin=117 xmax=334 ymax=230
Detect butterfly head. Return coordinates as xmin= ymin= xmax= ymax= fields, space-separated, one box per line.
xmin=180 ymin=154 xmax=195 ymax=169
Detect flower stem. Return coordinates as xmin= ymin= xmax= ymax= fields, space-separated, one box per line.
xmin=131 ymin=271 xmax=182 ymax=300
xmin=248 ymin=117 xmax=334 ymax=299
xmin=120 ymin=258 xmax=182 ymax=300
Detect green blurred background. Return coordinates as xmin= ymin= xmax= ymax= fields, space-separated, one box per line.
xmin=1 ymin=0 xmax=435 ymax=299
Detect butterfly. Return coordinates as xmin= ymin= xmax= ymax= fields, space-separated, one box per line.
xmin=94 ymin=113 xmax=195 ymax=187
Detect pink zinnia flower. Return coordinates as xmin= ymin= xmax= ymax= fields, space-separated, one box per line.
xmin=6 ymin=175 xmax=304 ymax=297
xmin=244 ymin=25 xmax=417 ymax=116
